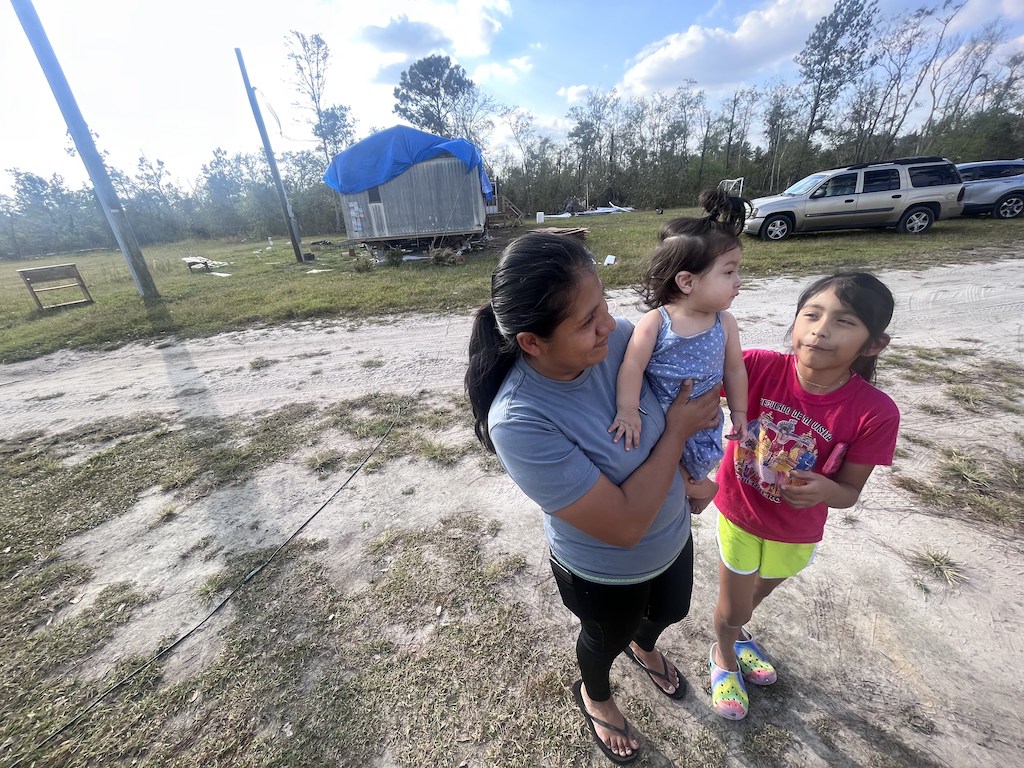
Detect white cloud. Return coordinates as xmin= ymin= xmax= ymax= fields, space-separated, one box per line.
xmin=473 ymin=56 xmax=531 ymax=84
xmin=557 ymin=84 xmax=591 ymax=105
xmin=620 ymin=0 xmax=832 ymax=95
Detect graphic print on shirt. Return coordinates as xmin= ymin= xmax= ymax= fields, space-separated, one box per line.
xmin=734 ymin=404 xmax=825 ymax=502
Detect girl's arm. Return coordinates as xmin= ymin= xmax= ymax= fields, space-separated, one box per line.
xmin=721 ymin=312 xmax=748 ymax=441
xmin=781 ymin=461 xmax=876 ymax=509
xmin=610 ymin=309 xmax=661 ymax=450
xmin=559 ymin=381 xmax=722 ymax=548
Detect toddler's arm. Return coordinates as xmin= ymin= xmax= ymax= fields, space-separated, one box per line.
xmin=610 ymin=309 xmax=660 ymax=450
xmin=721 ymin=311 xmax=748 ymax=441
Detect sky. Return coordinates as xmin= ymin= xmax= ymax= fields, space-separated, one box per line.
xmin=1 ymin=0 xmax=1022 ymax=196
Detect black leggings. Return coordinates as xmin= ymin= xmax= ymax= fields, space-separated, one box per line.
xmin=551 ymin=536 xmax=694 ymax=701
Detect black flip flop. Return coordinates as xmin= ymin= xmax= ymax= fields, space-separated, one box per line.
xmin=623 ymin=646 xmax=687 ymax=700
xmin=571 ymin=679 xmax=639 ymax=765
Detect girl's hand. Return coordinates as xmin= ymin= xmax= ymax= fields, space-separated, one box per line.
xmin=609 ymin=409 xmax=643 ymax=450
xmin=726 ymin=411 xmax=748 ymax=442
xmin=780 ymin=470 xmax=837 ymax=508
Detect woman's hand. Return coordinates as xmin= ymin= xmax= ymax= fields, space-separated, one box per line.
xmin=665 ymin=380 xmax=722 ymax=440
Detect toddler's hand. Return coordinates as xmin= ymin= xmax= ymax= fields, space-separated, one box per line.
xmin=726 ymin=413 xmax=748 ymax=442
xmin=609 ymin=409 xmax=642 ymax=450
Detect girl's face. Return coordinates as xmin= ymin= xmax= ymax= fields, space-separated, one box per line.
xmin=792 ymin=288 xmax=876 ymax=372
xmin=686 ymin=247 xmax=742 ymax=311
xmin=522 ymin=270 xmax=616 ymax=381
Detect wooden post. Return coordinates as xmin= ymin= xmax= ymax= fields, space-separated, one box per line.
xmin=235 ymin=48 xmax=305 ymax=264
xmin=11 ymin=0 xmax=159 ymax=300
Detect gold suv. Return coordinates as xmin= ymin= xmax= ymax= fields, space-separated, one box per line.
xmin=744 ymin=157 xmax=965 ymax=241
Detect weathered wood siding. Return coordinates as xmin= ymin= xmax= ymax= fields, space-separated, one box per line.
xmin=340 ymin=156 xmax=485 ymax=240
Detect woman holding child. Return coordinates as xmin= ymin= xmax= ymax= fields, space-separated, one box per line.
xmin=465 ymin=199 xmax=740 ymax=763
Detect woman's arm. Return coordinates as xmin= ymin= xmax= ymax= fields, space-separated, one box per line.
xmin=610 ymin=309 xmax=661 ymax=450
xmin=721 ymin=312 xmax=748 ymax=440
xmin=555 ymin=381 xmax=722 ymax=548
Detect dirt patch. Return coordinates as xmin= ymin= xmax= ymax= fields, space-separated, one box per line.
xmin=2 ymin=257 xmax=1023 ymax=766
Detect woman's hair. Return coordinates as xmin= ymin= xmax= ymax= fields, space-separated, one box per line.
xmin=795 ymin=272 xmax=895 ymax=383
xmin=639 ymin=187 xmax=750 ymax=309
xmin=465 ymin=232 xmax=597 ymax=453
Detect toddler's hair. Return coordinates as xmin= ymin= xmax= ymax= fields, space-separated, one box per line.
xmin=796 ymin=272 xmax=894 ymax=383
xmin=639 ymin=188 xmax=750 ymax=309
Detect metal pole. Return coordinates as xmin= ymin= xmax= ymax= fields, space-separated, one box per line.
xmin=11 ymin=0 xmax=159 ymax=299
xmin=235 ymin=48 xmax=304 ymax=263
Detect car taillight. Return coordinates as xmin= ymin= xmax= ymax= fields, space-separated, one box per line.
xmin=957 ymin=186 xmax=965 ymax=202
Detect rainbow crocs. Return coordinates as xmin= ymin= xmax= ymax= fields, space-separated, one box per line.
xmin=734 ymin=630 xmax=777 ymax=686
xmin=708 ymin=644 xmax=748 ymax=720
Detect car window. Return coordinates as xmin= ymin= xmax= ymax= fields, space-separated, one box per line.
xmin=909 ymin=164 xmax=960 ymax=187
xmin=996 ymin=164 xmax=1024 ymax=178
xmin=959 ymin=167 xmax=980 ymax=181
xmin=821 ymin=173 xmax=858 ymax=197
xmin=783 ymin=174 xmax=828 ymax=195
xmin=863 ymin=169 xmax=900 ymax=192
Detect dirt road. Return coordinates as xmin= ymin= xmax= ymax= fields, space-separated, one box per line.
xmin=4 ymin=256 xmax=1023 ymax=767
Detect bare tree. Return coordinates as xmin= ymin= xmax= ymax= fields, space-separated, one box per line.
xmin=794 ymin=0 xmax=879 ymax=169
xmin=285 ymin=30 xmax=354 ymax=231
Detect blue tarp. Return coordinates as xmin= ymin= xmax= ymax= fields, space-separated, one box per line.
xmin=322 ymin=125 xmax=493 ymax=200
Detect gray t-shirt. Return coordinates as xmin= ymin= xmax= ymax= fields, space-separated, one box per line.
xmin=488 ymin=318 xmax=690 ymax=584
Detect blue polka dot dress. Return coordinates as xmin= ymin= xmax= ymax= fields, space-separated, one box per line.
xmin=646 ymin=306 xmax=726 ymax=479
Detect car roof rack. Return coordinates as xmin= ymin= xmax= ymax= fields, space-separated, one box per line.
xmin=843 ymin=156 xmax=947 ymax=171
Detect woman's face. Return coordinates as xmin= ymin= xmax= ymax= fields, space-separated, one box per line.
xmin=526 ymin=270 xmax=616 ymax=381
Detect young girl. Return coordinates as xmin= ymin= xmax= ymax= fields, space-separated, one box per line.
xmin=708 ymin=272 xmax=900 ymax=720
xmin=611 ymin=189 xmax=750 ymax=510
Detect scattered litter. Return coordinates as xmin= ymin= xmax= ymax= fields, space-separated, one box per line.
xmin=603 ymin=255 xmax=616 ymax=266
xmin=182 ymin=257 xmax=229 ymax=272
xmin=208 ymin=272 xmax=232 ymax=277
xmin=305 ymin=269 xmax=333 ymax=274
xmin=539 ymin=202 xmax=635 ymax=218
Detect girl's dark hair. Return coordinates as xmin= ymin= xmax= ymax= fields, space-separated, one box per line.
xmin=465 ymin=232 xmax=597 ymax=453
xmin=640 ymin=188 xmax=750 ymax=309
xmin=795 ymin=272 xmax=895 ymax=383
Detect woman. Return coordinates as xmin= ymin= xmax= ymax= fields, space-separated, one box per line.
xmin=466 ymin=232 xmax=721 ymax=764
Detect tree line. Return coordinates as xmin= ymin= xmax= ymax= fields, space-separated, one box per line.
xmin=2 ymin=0 xmax=1021 ymax=259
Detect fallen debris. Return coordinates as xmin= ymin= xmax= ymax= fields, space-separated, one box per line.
xmin=182 ymin=257 xmax=229 ymax=272
xmin=531 ymin=227 xmax=589 ymax=241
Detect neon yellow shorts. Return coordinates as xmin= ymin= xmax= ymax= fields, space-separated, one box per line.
xmin=716 ymin=514 xmax=818 ymax=579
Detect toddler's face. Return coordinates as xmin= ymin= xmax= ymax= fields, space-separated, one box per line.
xmin=691 ymin=247 xmax=742 ymax=311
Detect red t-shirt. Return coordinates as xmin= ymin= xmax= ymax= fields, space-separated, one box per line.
xmin=715 ymin=348 xmax=900 ymax=544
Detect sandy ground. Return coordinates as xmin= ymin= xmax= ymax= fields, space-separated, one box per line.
xmin=3 ymin=255 xmax=1024 ymax=766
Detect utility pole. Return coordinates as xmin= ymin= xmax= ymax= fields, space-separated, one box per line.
xmin=11 ymin=0 xmax=159 ymax=299
xmin=235 ymin=48 xmax=305 ymax=264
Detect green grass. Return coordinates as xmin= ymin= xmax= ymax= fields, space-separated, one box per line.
xmin=2 ymin=214 xmax=1022 ymax=362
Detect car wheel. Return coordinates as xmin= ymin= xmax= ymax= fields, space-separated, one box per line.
xmin=994 ymin=193 xmax=1024 ymax=219
xmin=897 ymin=206 xmax=934 ymax=234
xmin=760 ymin=215 xmax=791 ymax=241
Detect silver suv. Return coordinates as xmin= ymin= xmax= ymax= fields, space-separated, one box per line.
xmin=956 ymin=160 xmax=1024 ymax=219
xmin=744 ymin=157 xmax=965 ymax=241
